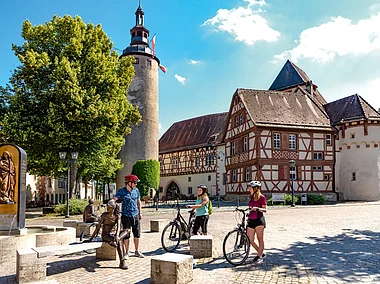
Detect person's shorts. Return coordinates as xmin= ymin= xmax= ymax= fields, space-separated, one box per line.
xmin=121 ymin=215 xmax=140 ymax=238
xmin=247 ymin=216 xmax=266 ymax=229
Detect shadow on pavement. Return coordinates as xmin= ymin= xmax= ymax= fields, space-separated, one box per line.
xmin=202 ymin=229 xmax=380 ymax=283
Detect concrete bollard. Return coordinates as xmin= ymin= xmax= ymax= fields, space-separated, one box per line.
xmin=150 ymin=219 xmax=168 ymax=232
xmin=189 ymin=235 xmax=213 ymax=258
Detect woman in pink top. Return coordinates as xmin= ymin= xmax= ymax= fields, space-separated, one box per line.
xmin=246 ymin=181 xmax=267 ymax=263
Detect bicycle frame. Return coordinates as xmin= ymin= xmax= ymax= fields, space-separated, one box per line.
xmin=171 ymin=200 xmax=195 ymax=234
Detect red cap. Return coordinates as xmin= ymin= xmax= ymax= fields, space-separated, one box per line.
xmin=124 ymin=174 xmax=140 ymax=183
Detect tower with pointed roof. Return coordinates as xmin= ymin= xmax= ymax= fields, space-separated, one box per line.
xmin=116 ymin=4 xmax=160 ymax=189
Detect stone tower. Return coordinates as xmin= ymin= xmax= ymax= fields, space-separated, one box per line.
xmin=116 ymin=4 xmax=159 ymax=189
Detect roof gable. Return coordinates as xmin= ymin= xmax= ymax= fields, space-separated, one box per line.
xmin=269 ymin=60 xmax=311 ymax=91
xmin=159 ymin=112 xmax=228 ymax=153
xmin=324 ymin=94 xmax=380 ymax=125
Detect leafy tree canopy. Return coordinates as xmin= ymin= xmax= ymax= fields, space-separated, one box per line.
xmin=2 ymin=15 xmax=141 ymax=178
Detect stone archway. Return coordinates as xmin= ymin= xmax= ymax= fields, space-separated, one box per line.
xmin=166 ymin=181 xmax=180 ymax=200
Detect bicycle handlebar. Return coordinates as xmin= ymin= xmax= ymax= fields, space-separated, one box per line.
xmin=234 ymin=207 xmax=250 ymax=213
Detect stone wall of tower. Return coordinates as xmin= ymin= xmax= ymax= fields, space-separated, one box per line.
xmin=116 ymin=55 xmax=159 ymax=189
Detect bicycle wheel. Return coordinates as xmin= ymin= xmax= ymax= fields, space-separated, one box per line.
xmin=161 ymin=222 xmax=181 ymax=252
xmin=223 ymin=229 xmax=250 ymax=266
xmin=80 ymin=223 xmax=101 ymax=241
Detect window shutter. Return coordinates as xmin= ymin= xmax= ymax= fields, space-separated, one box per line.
xmin=297 ymin=166 xmax=302 ymax=180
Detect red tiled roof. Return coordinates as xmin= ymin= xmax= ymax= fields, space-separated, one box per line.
xmin=159 ymin=112 xmax=228 ymax=153
xmin=237 ymin=88 xmax=331 ymax=129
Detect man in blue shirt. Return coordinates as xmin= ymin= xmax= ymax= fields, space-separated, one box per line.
xmin=113 ymin=174 xmax=144 ymax=258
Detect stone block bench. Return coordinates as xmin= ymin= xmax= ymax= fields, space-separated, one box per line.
xmin=17 ymin=241 xmax=115 ymax=283
xmin=151 ymin=253 xmax=193 ymax=284
xmin=189 ymin=235 xmax=213 ymax=258
xmin=150 ymin=219 xmax=168 ymax=232
xmin=63 ymin=220 xmax=95 ymax=238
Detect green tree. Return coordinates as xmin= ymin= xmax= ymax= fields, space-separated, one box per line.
xmin=132 ymin=160 xmax=160 ymax=197
xmin=2 ymin=15 xmax=141 ymax=190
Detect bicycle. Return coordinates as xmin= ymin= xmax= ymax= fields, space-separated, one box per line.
xmin=161 ymin=199 xmax=196 ymax=252
xmin=223 ymin=207 xmax=251 ymax=266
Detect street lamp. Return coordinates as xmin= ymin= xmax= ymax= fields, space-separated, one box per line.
xmin=59 ymin=151 xmax=79 ymax=218
xmin=289 ymin=159 xmax=296 ymax=207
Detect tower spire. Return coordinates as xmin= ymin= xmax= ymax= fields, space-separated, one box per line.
xmin=135 ymin=1 xmax=144 ymax=26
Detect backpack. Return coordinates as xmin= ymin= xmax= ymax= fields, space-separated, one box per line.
xmin=208 ymin=199 xmax=213 ymax=215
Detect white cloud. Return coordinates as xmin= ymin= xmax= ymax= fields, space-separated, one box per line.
xmin=174 ymin=74 xmax=186 ymax=84
xmin=244 ymin=0 xmax=267 ymax=7
xmin=202 ymin=1 xmax=280 ymax=45
xmin=189 ymin=59 xmax=201 ymax=65
xmin=324 ymin=77 xmax=380 ymax=110
xmin=274 ymin=13 xmax=380 ymax=63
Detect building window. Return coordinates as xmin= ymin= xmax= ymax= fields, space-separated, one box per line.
xmin=324 ymin=175 xmax=329 ymax=181
xmin=208 ymin=175 xmax=211 ymax=181
xmin=188 ymin=177 xmax=191 ymax=182
xmin=313 ymin=166 xmax=323 ymax=171
xmin=232 ymin=170 xmax=236 ymax=182
xmin=195 ymin=157 xmax=200 ymax=167
xmin=289 ymin=134 xmax=296 ymax=150
xmin=188 ymin=187 xmax=193 ymax=194
xmin=172 ymin=158 xmax=178 ymax=169
xmin=58 ymin=178 xmax=66 ymax=189
xmin=159 ymin=159 xmax=163 ymax=170
xmin=47 ymin=178 xmax=52 ymax=187
xmin=243 ymin=136 xmax=248 ymax=152
xmin=326 ymin=134 xmax=332 ymax=146
xmin=314 ymin=152 xmax=324 ymax=160
xmin=245 ymin=167 xmax=250 ymax=181
xmin=273 ymin=133 xmax=281 ymax=149
xmin=351 ymin=133 xmax=355 ymax=139
xmin=223 ymin=173 xmax=227 ymax=185
xmin=352 ymin=172 xmax=356 ymax=181
xmin=231 ymin=142 xmax=236 ymax=155
xmin=133 ymin=57 xmax=139 ymax=64
xmin=147 ymin=59 xmax=152 ymax=67
xmin=206 ymin=154 xmax=214 ymax=166
xmin=235 ymin=116 xmax=239 ymax=127
xmin=239 ymin=114 xmax=244 ymax=125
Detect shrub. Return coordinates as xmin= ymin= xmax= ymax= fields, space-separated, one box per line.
xmin=55 ymin=199 xmax=88 ymax=216
xmin=306 ymin=194 xmax=326 ymax=205
xmin=285 ymin=194 xmax=299 ymax=205
xmin=132 ymin=160 xmax=160 ymax=197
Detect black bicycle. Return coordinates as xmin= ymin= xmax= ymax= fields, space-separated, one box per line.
xmin=161 ymin=200 xmax=196 ymax=252
xmin=223 ymin=207 xmax=251 ymax=266
xmin=79 ymin=204 xmax=107 ymax=242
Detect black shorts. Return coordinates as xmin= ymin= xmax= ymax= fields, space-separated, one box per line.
xmin=121 ymin=215 xmax=140 ymax=238
xmin=247 ymin=216 xmax=266 ymax=229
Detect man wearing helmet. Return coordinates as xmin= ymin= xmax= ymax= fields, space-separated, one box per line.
xmin=113 ymin=174 xmax=145 ymax=258
xmin=246 ymin=181 xmax=267 ymax=263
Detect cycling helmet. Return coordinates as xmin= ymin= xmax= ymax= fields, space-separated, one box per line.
xmin=197 ymin=184 xmax=208 ymax=190
xmin=124 ymin=174 xmax=140 ymax=183
xmin=247 ymin=181 xmax=261 ymax=188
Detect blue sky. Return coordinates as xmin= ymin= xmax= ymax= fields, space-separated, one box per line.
xmin=2 ymin=0 xmax=380 ymax=138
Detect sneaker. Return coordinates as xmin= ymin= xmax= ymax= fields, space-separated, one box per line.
xmin=253 ymin=255 xmax=263 ymax=264
xmin=262 ymin=253 xmax=266 ymax=259
xmin=123 ymin=253 xmax=129 ymax=260
xmin=135 ymin=251 xmax=145 ymax=258
xmin=119 ymin=260 xmax=128 ymax=270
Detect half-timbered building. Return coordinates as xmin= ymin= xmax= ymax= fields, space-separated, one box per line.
xmin=223 ymin=88 xmax=335 ymax=200
xmin=159 ymin=113 xmax=228 ymax=199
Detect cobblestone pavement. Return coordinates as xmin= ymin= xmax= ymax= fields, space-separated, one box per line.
xmin=1 ymin=202 xmax=380 ymax=284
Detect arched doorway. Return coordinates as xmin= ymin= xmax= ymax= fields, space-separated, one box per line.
xmin=166 ymin=181 xmax=180 ymax=200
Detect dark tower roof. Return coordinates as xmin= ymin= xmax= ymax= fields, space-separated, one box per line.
xmin=324 ymin=94 xmax=380 ymax=125
xmin=269 ymin=60 xmax=310 ymax=90
xmin=120 ymin=4 xmax=159 ymax=63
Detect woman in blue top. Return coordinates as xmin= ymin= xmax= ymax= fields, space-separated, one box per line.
xmin=187 ymin=184 xmax=210 ymax=235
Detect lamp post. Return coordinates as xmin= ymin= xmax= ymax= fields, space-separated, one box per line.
xmin=59 ymin=151 xmax=79 ymax=218
xmin=289 ymin=159 xmax=296 ymax=207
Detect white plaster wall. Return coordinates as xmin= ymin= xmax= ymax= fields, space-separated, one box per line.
xmin=337 ymin=124 xmax=380 ymax=200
